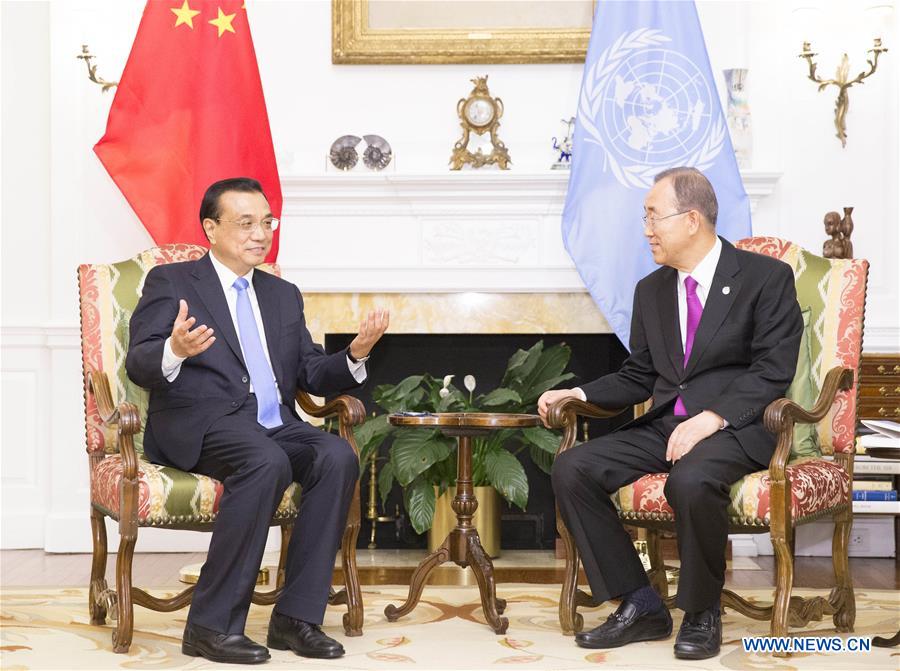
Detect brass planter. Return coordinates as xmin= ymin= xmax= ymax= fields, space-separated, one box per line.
xmin=427 ymin=486 xmax=501 ymax=558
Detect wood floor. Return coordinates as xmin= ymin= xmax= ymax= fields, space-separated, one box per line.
xmin=2 ymin=550 xmax=898 ymax=590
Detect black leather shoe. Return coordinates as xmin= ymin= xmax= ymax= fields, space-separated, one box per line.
xmin=575 ymin=601 xmax=673 ymax=649
xmin=267 ymin=611 xmax=345 ymax=659
xmin=674 ymin=607 xmax=722 ymax=660
xmin=182 ymin=622 xmax=270 ymax=664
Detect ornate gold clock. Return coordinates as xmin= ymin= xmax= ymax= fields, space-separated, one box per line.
xmin=450 ymin=76 xmax=511 ymax=170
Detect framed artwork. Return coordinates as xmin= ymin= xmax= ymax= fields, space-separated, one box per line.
xmin=332 ymin=0 xmax=593 ymax=64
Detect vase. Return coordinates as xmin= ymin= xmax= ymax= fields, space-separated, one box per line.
xmin=723 ymin=68 xmax=753 ymax=169
xmin=428 ymin=486 xmax=501 ymax=558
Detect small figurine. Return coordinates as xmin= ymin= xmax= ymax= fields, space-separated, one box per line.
xmin=551 ymin=117 xmax=575 ymax=169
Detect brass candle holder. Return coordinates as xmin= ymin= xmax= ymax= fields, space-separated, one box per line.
xmin=365 ymin=450 xmax=397 ymax=549
xmin=798 ymin=38 xmax=888 ymax=147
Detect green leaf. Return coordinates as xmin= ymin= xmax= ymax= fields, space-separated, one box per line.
xmin=484 ymin=448 xmax=529 ymax=510
xmin=519 ymin=426 xmax=562 ymax=454
xmin=353 ymin=415 xmax=393 ymax=474
xmin=514 ymin=345 xmax=575 ymax=405
xmin=501 ymin=341 xmax=544 ymax=388
xmin=377 ymin=460 xmax=395 ymax=508
xmin=404 ymin=475 xmax=436 ymax=535
xmin=390 ymin=428 xmax=454 ymax=486
xmin=529 ymin=443 xmax=554 ymax=475
xmin=372 ymin=375 xmax=425 ymax=412
xmin=478 ymin=388 xmax=522 ymax=407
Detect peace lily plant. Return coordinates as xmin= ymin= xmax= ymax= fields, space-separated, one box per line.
xmin=354 ymin=341 xmax=575 ymax=535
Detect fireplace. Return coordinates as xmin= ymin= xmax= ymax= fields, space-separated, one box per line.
xmin=299 ymin=291 xmax=631 ymax=551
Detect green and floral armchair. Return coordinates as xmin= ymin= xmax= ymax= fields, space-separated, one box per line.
xmin=549 ymin=237 xmax=868 ymax=653
xmin=79 ymin=244 xmax=365 ymax=653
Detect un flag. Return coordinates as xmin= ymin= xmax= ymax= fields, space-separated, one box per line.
xmin=562 ymin=0 xmax=751 ymax=349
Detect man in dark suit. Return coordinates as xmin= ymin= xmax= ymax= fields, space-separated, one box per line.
xmin=126 ymin=177 xmax=388 ymax=664
xmin=539 ymin=167 xmax=802 ymax=660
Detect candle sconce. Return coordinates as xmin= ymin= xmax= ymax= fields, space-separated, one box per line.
xmin=77 ymin=44 xmax=118 ymax=93
xmin=798 ymin=38 xmax=888 ymax=147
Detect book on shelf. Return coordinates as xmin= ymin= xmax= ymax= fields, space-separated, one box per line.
xmin=852 ymin=490 xmax=897 ymax=501
xmin=859 ymin=419 xmax=900 ymax=449
xmin=853 ymin=499 xmax=900 ymax=514
xmin=853 ymin=478 xmax=894 ymax=491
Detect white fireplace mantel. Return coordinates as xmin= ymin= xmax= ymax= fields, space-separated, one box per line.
xmin=277 ymin=171 xmax=781 ymax=294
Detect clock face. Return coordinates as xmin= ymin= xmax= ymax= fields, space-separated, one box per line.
xmin=465 ymin=98 xmax=495 ymax=126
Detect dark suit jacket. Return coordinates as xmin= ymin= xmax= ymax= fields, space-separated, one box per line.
xmin=581 ymin=237 xmax=803 ymax=465
xmin=125 ymin=253 xmax=360 ymax=471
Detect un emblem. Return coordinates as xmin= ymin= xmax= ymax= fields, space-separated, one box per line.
xmin=579 ymin=29 xmax=725 ymax=189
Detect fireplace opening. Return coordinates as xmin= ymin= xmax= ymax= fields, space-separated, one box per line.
xmin=325 ymin=333 xmax=630 ymax=550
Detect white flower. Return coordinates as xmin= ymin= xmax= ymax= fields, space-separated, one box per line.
xmin=464 ymin=375 xmax=476 ymax=392
xmin=442 ymin=374 xmax=455 ymax=388
xmin=439 ymin=388 xmax=450 ymax=398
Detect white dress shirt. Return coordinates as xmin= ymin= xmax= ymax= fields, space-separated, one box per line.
xmin=161 ymin=252 xmax=367 ymax=390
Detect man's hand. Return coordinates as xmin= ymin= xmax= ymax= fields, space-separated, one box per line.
xmin=349 ymin=309 xmax=389 ymax=360
xmin=170 ymin=299 xmax=215 ymax=358
xmin=537 ymin=389 xmax=581 ymax=428
xmin=666 ymin=410 xmax=724 ymax=462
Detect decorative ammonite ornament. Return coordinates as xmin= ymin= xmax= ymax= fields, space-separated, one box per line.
xmin=362 ymin=134 xmax=392 ymax=170
xmin=329 ymin=135 xmax=361 ymax=171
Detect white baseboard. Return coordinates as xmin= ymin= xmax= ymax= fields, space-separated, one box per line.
xmin=729 ymin=534 xmax=759 ymax=557
xmin=0 ymin=512 xmax=46 ymax=549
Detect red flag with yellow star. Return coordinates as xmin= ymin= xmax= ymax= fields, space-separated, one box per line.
xmin=94 ymin=0 xmax=282 ymax=261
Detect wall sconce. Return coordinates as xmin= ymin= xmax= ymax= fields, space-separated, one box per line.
xmin=77 ymin=44 xmax=118 ymax=93
xmin=798 ymin=37 xmax=888 ymax=148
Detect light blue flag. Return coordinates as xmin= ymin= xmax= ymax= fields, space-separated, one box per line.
xmin=562 ymin=0 xmax=751 ymax=350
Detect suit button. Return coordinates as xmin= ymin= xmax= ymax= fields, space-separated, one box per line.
xmin=231 ymin=401 xmax=238 ymax=407
xmin=679 ymin=383 xmax=687 ymax=390
xmin=241 ymin=376 xmax=249 ymax=384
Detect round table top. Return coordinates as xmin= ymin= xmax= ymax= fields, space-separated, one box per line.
xmin=388 ymin=412 xmax=541 ymax=430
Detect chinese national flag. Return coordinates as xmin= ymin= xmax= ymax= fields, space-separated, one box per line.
xmin=94 ymin=0 xmax=282 ymax=262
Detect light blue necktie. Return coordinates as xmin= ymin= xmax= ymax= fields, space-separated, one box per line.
xmin=233 ymin=277 xmax=282 ymax=429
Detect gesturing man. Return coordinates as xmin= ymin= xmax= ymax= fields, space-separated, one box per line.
xmin=126 ymin=177 xmax=388 ymax=664
xmin=540 ymin=167 xmax=802 ymax=660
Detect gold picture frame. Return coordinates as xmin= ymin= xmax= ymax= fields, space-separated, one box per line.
xmin=332 ymin=0 xmax=592 ymax=64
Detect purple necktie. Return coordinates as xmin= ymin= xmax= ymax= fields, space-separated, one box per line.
xmin=674 ymin=276 xmax=702 ymax=416
xmin=233 ymin=277 xmax=282 ymax=429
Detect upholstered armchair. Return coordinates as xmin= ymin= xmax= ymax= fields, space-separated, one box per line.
xmin=549 ymin=237 xmax=868 ymax=652
xmin=79 ymin=244 xmax=365 ymax=653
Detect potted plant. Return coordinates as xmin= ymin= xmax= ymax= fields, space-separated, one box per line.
xmin=354 ymin=341 xmax=574 ymax=555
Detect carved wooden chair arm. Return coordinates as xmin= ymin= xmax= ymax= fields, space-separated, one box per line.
xmin=546 ymin=397 xmax=627 ymax=456
xmin=295 ymin=391 xmax=366 ymax=456
xmin=87 ymin=370 xmax=141 ymax=480
xmin=763 ymin=366 xmax=854 ymax=481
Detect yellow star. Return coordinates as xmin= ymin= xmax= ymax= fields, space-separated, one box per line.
xmin=170 ymin=0 xmax=200 ymax=29
xmin=208 ymin=7 xmax=236 ymax=37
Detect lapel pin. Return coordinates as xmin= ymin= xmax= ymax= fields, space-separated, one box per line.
xmin=722 ymin=286 xmax=731 ymax=295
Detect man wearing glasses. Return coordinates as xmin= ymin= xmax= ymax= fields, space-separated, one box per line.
xmin=539 ymin=167 xmax=802 ymax=660
xmin=126 ymin=177 xmax=389 ymax=664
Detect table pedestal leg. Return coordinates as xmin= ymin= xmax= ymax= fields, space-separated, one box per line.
xmin=466 ymin=531 xmax=509 ymax=634
xmin=384 ymin=432 xmax=507 ymax=633
xmin=384 ymin=541 xmax=450 ymax=622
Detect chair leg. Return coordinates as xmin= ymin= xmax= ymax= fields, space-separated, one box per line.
xmin=89 ymin=508 xmax=109 ymax=625
xmin=339 ymin=516 xmax=364 ymax=637
xmin=557 ymin=515 xmax=584 ymax=635
xmin=112 ymin=534 xmax=136 ymax=654
xmin=277 ymin=523 xmax=293 ymax=590
xmin=770 ymin=533 xmax=794 ymax=657
xmin=830 ymin=514 xmax=856 ymax=632
xmin=644 ymin=528 xmax=669 ymax=601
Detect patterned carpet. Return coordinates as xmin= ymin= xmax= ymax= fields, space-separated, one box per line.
xmin=2 ymin=585 xmax=898 ymax=669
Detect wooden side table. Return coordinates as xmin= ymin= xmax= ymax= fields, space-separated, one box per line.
xmin=384 ymin=412 xmax=541 ymax=634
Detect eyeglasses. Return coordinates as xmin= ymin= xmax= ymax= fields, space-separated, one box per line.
xmin=641 ymin=210 xmax=690 ymax=229
xmin=215 ymin=217 xmax=280 ymax=234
